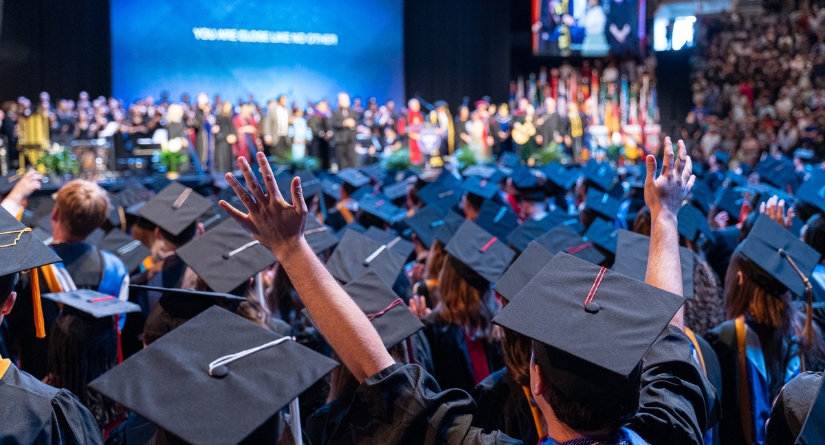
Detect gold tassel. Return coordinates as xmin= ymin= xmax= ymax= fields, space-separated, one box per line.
xmin=31 ymin=268 xmax=46 ymax=338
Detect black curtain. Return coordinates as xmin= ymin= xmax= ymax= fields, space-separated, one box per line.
xmin=1 ymin=0 xmax=512 ymax=109
xmin=0 ymin=0 xmax=111 ymax=102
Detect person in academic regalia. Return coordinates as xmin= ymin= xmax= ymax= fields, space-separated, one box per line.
xmin=422 ymin=221 xmax=509 ymax=394
xmin=232 ymin=103 xmax=258 ymax=164
xmin=332 ymin=93 xmax=358 ymax=169
xmin=308 ymin=101 xmax=334 ymax=169
xmin=263 ymin=95 xmax=293 ymax=158
xmin=563 ymin=102 xmax=587 ymax=161
xmin=606 ymin=0 xmax=639 ymax=55
xmin=192 ymin=93 xmax=212 ymax=171
xmin=705 ymin=215 xmax=825 ymax=445
xmin=407 ymin=99 xmax=424 ymax=165
xmin=537 ymin=98 xmax=564 ymax=151
xmin=0 ymin=210 xmax=103 ymax=444
xmin=434 ymin=101 xmax=454 ymax=156
xmin=323 ymin=169 xmax=369 ymax=232
xmin=512 ymin=105 xmax=539 ymax=162
xmin=766 ymin=371 xmax=824 ymax=445
xmin=5 ymin=180 xmax=128 ymax=383
xmin=213 ymin=102 xmax=236 ymax=172
xmin=494 ymin=104 xmax=513 ymax=156
xmin=165 ymin=104 xmax=195 ymax=174
xmin=454 ymin=105 xmax=471 ymax=149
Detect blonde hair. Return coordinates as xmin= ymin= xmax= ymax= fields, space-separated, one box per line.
xmin=55 ymin=180 xmax=109 ymax=239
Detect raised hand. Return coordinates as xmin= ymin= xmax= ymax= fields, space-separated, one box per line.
xmin=409 ymin=295 xmax=431 ymax=320
xmin=645 ymin=137 xmax=695 ymax=221
xmin=4 ymin=169 xmax=42 ymax=208
xmin=760 ymin=195 xmax=794 ymax=230
xmin=219 ymin=152 xmax=307 ymax=257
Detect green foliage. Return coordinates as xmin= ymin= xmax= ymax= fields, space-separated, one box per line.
xmin=382 ymin=147 xmax=413 ymax=172
xmin=37 ymin=148 xmax=79 ymax=176
xmin=159 ymin=149 xmax=188 ymax=173
xmin=531 ymin=142 xmax=566 ymax=166
xmin=271 ymin=152 xmax=320 ymax=171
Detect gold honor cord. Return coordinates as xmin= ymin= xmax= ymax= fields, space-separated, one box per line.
xmin=0 ymin=228 xmax=32 ymax=248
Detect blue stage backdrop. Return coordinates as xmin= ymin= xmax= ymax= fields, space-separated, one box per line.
xmin=110 ymin=0 xmax=404 ymax=106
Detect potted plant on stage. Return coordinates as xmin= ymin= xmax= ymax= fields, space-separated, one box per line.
xmin=37 ymin=143 xmax=79 ymax=185
xmin=159 ymin=138 xmax=187 ymax=180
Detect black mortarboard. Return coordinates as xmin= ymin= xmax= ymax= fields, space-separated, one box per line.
xmin=108 ymin=184 xmax=155 ymax=229
xmin=276 ymin=172 xmax=322 ymax=204
xmin=139 ymin=183 xmax=212 ymax=236
xmin=583 ymin=217 xmax=619 ymax=254
xmin=714 ymin=186 xmax=745 ymax=220
xmin=493 ymin=253 xmax=684 ymax=408
xmin=499 ymin=152 xmax=521 ymax=169
xmin=382 ymin=181 xmax=409 ymax=202
xmin=335 ymin=221 xmax=367 ymax=240
xmin=305 ymin=270 xmax=423 ymax=349
xmin=462 ymin=176 xmax=499 ymax=200
xmin=98 ymin=229 xmax=152 ymax=275
xmin=350 ymin=185 xmax=373 ymax=202
xmin=796 ymin=170 xmax=825 ymax=213
xmin=0 ymin=208 xmax=62 ymax=276
xmin=475 ymin=200 xmax=518 ymax=240
xmin=418 ymin=182 xmax=462 ymax=216
xmin=360 ymin=163 xmax=385 ymax=182
xmin=130 ymin=285 xmax=247 ymax=302
xmin=433 ymin=168 xmax=462 ymax=189
xmin=584 ymin=189 xmax=621 ymax=220
xmin=462 ymin=165 xmax=506 ymax=183
xmin=0 ymin=172 xmax=22 ymax=195
xmin=613 ymin=230 xmax=695 ymax=298
xmin=42 ymin=290 xmax=141 ymax=318
xmin=739 ymin=215 xmax=821 ymax=297
xmin=534 ymin=224 xmax=606 ymax=265
xmin=677 ymin=204 xmax=714 ymax=243
xmin=506 ymin=216 xmax=556 ymax=252
xmin=89 ymin=306 xmax=338 ymax=445
xmin=304 ymin=215 xmax=339 ymax=254
xmin=325 ymin=229 xmax=406 ymax=285
xmin=756 ymin=156 xmax=800 ymax=191
xmin=337 ymin=168 xmax=370 ymax=188
xmin=543 ymin=162 xmax=581 ymax=190
xmin=690 ymin=181 xmax=714 ymax=215
xmin=321 ymin=178 xmax=342 ymax=201
xmin=176 ymin=219 xmax=277 ymax=294
xmin=494 ymin=241 xmax=554 ymax=301
xmin=444 ymin=220 xmax=515 ymax=284
xmin=433 ymin=211 xmax=465 ymax=245
xmin=199 ymin=204 xmax=231 ymax=232
xmin=796 ymin=371 xmax=825 ymax=445
xmin=405 ymin=206 xmax=444 ymax=248
xmin=358 ymin=194 xmax=405 ymax=224
xmin=364 ymin=226 xmax=415 ymax=260
xmin=583 ymin=159 xmax=617 ymax=191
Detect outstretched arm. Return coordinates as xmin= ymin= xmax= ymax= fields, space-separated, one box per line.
xmin=644 ymin=138 xmax=695 ymax=329
xmin=219 ymin=153 xmax=394 ymax=382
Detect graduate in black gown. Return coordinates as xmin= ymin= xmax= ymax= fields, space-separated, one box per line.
xmin=0 ymin=209 xmax=102 ymax=443
xmin=213 ymin=103 xmax=237 ymax=173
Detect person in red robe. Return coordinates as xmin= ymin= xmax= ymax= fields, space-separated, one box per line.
xmin=407 ymin=98 xmax=424 ymax=165
xmin=232 ymin=103 xmax=258 ymax=164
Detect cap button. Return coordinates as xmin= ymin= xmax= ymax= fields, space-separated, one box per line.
xmin=210 ymin=365 xmax=229 ymax=379
xmin=585 ymin=302 xmax=600 ymax=313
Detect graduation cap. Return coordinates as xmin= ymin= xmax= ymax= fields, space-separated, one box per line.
xmin=714 ymin=186 xmax=746 ymax=220
xmin=493 ymin=253 xmax=685 ymax=409
xmin=494 ymin=241 xmax=554 ymax=301
xmin=418 ymin=182 xmax=462 ymax=216
xmin=433 ymin=211 xmax=466 ymax=245
xmin=360 ymin=163 xmax=385 ymax=182
xmin=475 ymin=200 xmax=518 ymax=240
xmin=41 ymin=289 xmax=141 ymax=318
xmin=88 ymin=306 xmax=338 ymax=445
xmin=756 ymin=156 xmax=800 ymax=192
xmin=321 ymin=178 xmax=342 ymax=201
xmin=444 ymin=220 xmax=515 ymax=285
xmin=98 ymin=229 xmax=152 ymax=275
xmin=506 ymin=216 xmax=556 ymax=252
xmin=583 ymin=159 xmax=617 ymax=191
xmin=335 ymin=221 xmax=367 ymax=240
xmin=543 ymin=162 xmax=581 ymax=190
xmin=499 ymin=152 xmax=521 ymax=169
xmin=198 ymin=204 xmax=231 ymax=232
xmin=690 ymin=181 xmax=714 ymax=215
xmin=358 ymin=194 xmax=404 ymax=224
xmin=350 ymin=185 xmax=373 ymax=202
xmin=713 ymin=150 xmax=730 ymax=166
xmin=512 ymin=166 xmax=545 ymax=202
xmin=304 ymin=215 xmax=339 ymax=254
xmin=364 ymin=226 xmax=415 ymax=260
xmin=612 ymin=230 xmax=695 ymax=298
xmin=108 ymin=184 xmax=155 ymax=229
xmin=337 ymin=168 xmax=370 ymax=188
xmin=462 ymin=176 xmax=499 ymax=200
xmin=405 ymin=206 xmax=444 ymax=249
xmin=304 ymin=270 xmax=423 ymax=349
xmin=796 ymin=170 xmax=825 ymax=213
xmin=794 ymin=148 xmax=815 ymax=161
xmin=725 ymin=171 xmax=749 ymax=187
xmin=0 ymin=209 xmax=63 ymax=337
xmin=176 ymin=219 xmax=277 ymax=294
xmin=139 ymin=182 xmax=212 ymax=237
xmin=275 ymin=172 xmax=322 ymax=204
xmin=129 ymin=285 xmax=247 ymax=302
xmin=432 ymin=168 xmax=462 ymax=190
xmin=583 ymin=217 xmax=619 ymax=254
xmin=0 ymin=171 xmax=22 ymax=195
xmin=677 ymin=204 xmax=714 ymax=243
xmin=739 ymin=214 xmax=821 ymax=297
xmin=325 ymin=229 xmax=406 ymax=285
xmin=534 ymin=224 xmax=606 ymax=265
xmin=382 ymin=181 xmax=409 ymax=203
xmin=462 ymin=165 xmax=506 ymax=183
xmin=768 ymin=371 xmax=823 ymax=443
xmin=584 ymin=189 xmax=621 ymax=220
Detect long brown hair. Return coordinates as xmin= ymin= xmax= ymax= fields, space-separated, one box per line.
xmin=435 ymin=254 xmax=498 ymax=339
xmin=500 ymin=298 xmax=531 ymax=387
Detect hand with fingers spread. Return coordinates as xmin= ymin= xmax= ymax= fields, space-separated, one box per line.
xmin=409 ymin=294 xmax=431 ymax=320
xmin=219 ymin=152 xmax=308 ymax=257
xmin=645 ymin=137 xmax=696 ymax=221
xmin=760 ymin=195 xmax=795 ymax=230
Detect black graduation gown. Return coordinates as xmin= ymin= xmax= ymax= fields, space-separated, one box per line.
xmin=471 ymin=368 xmax=539 ymax=445
xmin=305 ymin=395 xmax=353 ymax=445
xmin=538 ymin=113 xmax=564 ymax=149
xmin=422 ymin=312 xmax=504 ymax=394
xmin=0 ymin=362 xmax=103 ymax=444
xmin=214 ymin=114 xmax=235 ymax=172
